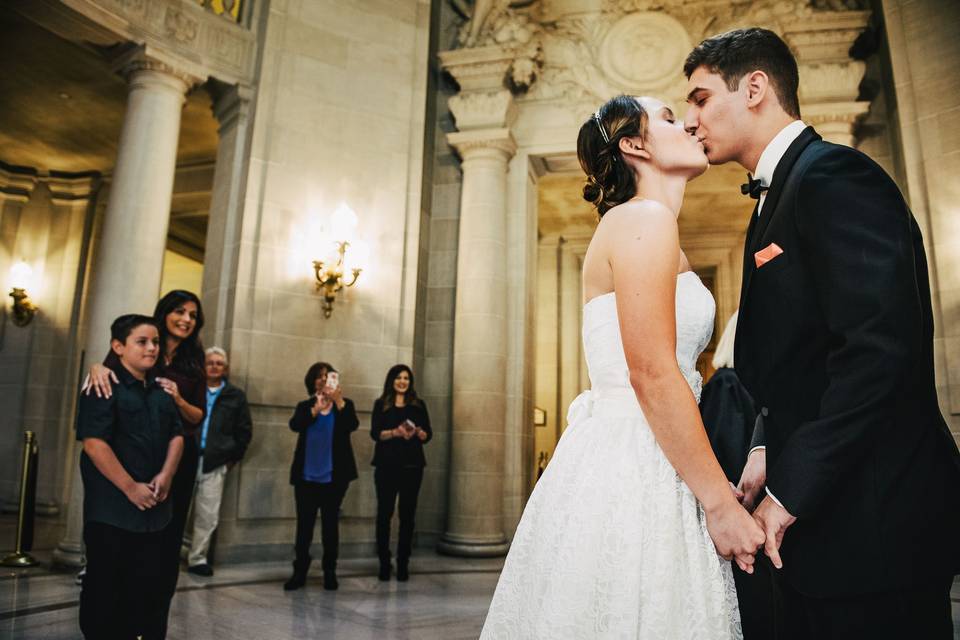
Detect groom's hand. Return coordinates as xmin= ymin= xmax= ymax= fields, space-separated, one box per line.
xmin=752 ymin=496 xmax=797 ymax=570
xmin=737 ymin=448 xmax=766 ymax=512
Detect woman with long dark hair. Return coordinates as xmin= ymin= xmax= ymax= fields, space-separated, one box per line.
xmin=86 ymin=290 xmax=206 ymax=629
xmin=370 ymin=364 xmax=432 ymax=581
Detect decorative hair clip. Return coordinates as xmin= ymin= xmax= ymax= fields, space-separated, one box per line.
xmin=593 ymin=111 xmax=610 ymax=144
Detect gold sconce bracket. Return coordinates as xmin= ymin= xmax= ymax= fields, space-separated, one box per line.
xmin=9 ymin=288 xmax=37 ymax=327
xmin=313 ymin=241 xmax=362 ymax=318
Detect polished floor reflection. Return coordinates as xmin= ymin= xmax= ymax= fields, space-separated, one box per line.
xmin=0 ymin=554 xmax=504 ymax=639
xmin=2 ymin=553 xmax=959 ymax=639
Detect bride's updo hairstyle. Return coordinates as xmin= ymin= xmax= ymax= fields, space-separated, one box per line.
xmin=577 ymin=95 xmax=649 ymax=217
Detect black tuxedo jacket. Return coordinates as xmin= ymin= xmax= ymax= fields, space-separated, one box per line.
xmin=734 ymin=127 xmax=960 ymax=597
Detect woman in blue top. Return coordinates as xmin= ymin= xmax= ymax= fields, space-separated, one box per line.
xmin=285 ymin=362 xmax=358 ymax=591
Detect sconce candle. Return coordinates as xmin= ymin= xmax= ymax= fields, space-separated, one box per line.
xmin=8 ymin=261 xmax=38 ymax=327
xmin=313 ymin=241 xmax=362 ymax=318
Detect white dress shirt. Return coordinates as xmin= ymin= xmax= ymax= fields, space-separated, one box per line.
xmin=746 ymin=119 xmax=807 ymax=513
xmin=753 ymin=119 xmax=807 ymax=216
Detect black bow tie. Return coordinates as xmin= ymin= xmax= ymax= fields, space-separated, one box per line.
xmin=741 ymin=173 xmax=768 ymax=200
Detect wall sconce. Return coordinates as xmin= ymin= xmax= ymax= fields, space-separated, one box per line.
xmin=8 ymin=261 xmax=37 ymax=327
xmin=313 ymin=241 xmax=361 ymax=318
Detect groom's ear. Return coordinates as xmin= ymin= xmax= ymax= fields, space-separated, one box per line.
xmin=742 ymin=70 xmax=770 ymax=109
xmin=619 ymin=136 xmax=651 ymax=161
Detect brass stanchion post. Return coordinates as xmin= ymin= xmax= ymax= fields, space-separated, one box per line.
xmin=3 ymin=431 xmax=39 ymax=567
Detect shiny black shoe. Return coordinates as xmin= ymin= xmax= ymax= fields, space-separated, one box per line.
xmin=323 ymin=570 xmax=339 ymax=591
xmin=396 ymin=559 xmax=409 ymax=582
xmin=284 ymin=572 xmax=307 ymax=591
xmin=187 ymin=563 xmax=213 ymax=577
xmin=284 ymin=557 xmax=311 ymax=591
xmin=378 ymin=560 xmax=392 ymax=581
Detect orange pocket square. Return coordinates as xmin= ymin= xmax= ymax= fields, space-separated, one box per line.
xmin=754 ymin=243 xmax=784 ymax=268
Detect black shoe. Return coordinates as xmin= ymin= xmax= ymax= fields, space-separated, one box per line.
xmin=378 ymin=560 xmax=392 ymax=581
xmin=187 ymin=563 xmax=214 ymax=577
xmin=323 ymin=570 xmax=339 ymax=591
xmin=284 ymin=557 xmax=311 ymax=591
xmin=396 ymin=560 xmax=409 ymax=582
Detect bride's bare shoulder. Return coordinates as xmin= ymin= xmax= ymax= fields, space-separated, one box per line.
xmin=595 ymin=199 xmax=677 ymax=242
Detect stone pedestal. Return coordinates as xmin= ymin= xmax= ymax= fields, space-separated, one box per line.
xmin=54 ymin=48 xmax=197 ymax=567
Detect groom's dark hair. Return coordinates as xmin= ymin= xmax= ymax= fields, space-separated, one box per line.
xmin=684 ymin=28 xmax=801 ymax=119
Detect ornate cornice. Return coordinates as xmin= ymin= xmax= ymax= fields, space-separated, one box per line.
xmin=61 ymin=0 xmax=255 ymax=85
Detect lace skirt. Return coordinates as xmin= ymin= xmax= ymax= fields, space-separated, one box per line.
xmin=479 ymin=390 xmax=742 ymax=640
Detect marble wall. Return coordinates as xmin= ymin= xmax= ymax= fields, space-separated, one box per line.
xmin=878 ymin=0 xmax=960 ymax=441
xmin=203 ymin=0 xmax=435 ymax=560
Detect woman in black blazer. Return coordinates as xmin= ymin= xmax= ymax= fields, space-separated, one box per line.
xmin=285 ymin=362 xmax=358 ymax=591
xmin=370 ymin=364 xmax=432 ymax=581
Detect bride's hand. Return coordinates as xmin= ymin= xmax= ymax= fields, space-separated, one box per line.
xmin=705 ymin=499 xmax=765 ymax=574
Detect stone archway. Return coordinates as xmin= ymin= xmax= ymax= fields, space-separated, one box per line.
xmin=437 ymin=0 xmax=872 ymax=554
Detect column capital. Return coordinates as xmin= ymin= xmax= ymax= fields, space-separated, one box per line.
xmin=448 ymin=89 xmax=517 ymax=132
xmin=111 ymin=45 xmax=204 ymax=95
xmin=208 ymin=82 xmax=255 ymax=133
xmin=447 ymin=128 xmax=517 ymax=161
xmin=0 ymin=164 xmax=38 ymax=203
xmin=45 ymin=172 xmax=101 ymax=206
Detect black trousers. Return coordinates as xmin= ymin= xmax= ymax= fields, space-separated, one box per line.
xmin=733 ymin=556 xmax=781 ymax=639
xmin=778 ymin=571 xmax=953 ymax=640
xmin=294 ymin=481 xmax=348 ymax=570
xmin=80 ymin=521 xmax=169 ymax=640
xmin=157 ymin=435 xmax=199 ymax=637
xmin=374 ymin=466 xmax=423 ymax=562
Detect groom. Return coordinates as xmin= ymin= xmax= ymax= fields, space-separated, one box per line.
xmin=683 ymin=28 xmax=960 ymax=638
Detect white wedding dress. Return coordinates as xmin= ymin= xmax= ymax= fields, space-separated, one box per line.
xmin=480 ymin=271 xmax=742 ymax=639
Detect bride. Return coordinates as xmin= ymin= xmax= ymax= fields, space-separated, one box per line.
xmin=479 ymin=95 xmax=765 ymax=639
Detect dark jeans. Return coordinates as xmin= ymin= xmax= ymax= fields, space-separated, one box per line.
xmin=294 ymin=481 xmax=348 ymax=570
xmin=158 ymin=435 xmax=199 ymax=636
xmin=778 ymin=572 xmax=953 ymax=640
xmin=80 ymin=521 xmax=169 ymax=640
xmin=374 ymin=466 xmax=424 ymax=562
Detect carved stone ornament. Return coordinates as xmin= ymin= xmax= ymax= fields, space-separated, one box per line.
xmin=449 ymin=90 xmax=518 ymax=131
xmin=62 ymin=0 xmax=255 ymax=85
xmin=447 ymin=128 xmax=518 ymax=160
xmin=599 ymin=12 xmax=692 ymax=91
xmin=163 ymin=7 xmax=199 ymax=44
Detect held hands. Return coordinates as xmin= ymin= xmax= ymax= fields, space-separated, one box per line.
xmin=125 ymin=482 xmax=159 ymax=511
xmin=737 ymin=448 xmax=766 ymax=512
xmin=752 ymin=496 xmax=797 ymax=569
xmin=148 ymin=471 xmax=173 ymax=502
xmin=705 ymin=499 xmax=766 ymax=575
xmin=83 ymin=363 xmax=118 ymax=399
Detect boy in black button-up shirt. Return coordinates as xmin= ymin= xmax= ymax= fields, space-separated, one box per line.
xmin=77 ymin=314 xmax=184 ymax=640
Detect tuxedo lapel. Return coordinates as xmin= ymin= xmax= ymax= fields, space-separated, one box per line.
xmin=739 ymin=127 xmax=821 ymax=312
xmin=739 ymin=201 xmax=761 ymax=310
xmin=747 ymin=127 xmax=821 ymax=256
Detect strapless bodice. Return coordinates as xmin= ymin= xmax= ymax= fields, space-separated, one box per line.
xmin=582 ymin=271 xmax=715 ymax=401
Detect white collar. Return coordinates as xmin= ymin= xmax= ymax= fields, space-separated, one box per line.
xmin=754 ymin=120 xmax=807 ymax=187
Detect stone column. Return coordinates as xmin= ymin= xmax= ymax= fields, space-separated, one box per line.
xmin=54 ymin=48 xmax=197 ymax=567
xmin=559 ymin=238 xmax=586 ymax=430
xmin=201 ymin=82 xmax=254 ymax=349
xmin=437 ymin=46 xmax=518 ymax=557
xmin=784 ymin=11 xmax=871 ymax=146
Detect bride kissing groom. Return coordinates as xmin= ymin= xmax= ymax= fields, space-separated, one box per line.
xmin=479 ymin=26 xmax=960 ymax=640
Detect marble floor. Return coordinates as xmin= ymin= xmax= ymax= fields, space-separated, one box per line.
xmin=0 ymin=554 xmax=504 ymax=639
xmin=1 ymin=550 xmax=958 ymax=639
